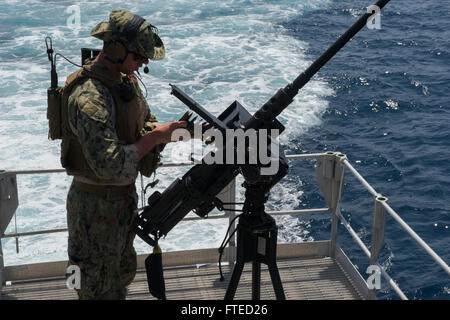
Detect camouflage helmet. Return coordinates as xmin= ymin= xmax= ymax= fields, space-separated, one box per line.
xmin=91 ymin=10 xmax=165 ymax=61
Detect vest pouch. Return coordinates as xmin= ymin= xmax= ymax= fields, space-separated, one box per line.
xmin=60 ymin=135 xmax=98 ymax=181
xmin=60 ymin=135 xmax=71 ymax=169
xmin=138 ymin=121 xmax=165 ymax=177
xmin=47 ymin=87 xmax=63 ymax=140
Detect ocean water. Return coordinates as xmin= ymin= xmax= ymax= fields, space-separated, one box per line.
xmin=0 ymin=0 xmax=448 ymax=300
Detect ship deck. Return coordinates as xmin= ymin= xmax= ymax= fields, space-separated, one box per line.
xmin=1 ymin=242 xmax=365 ymax=300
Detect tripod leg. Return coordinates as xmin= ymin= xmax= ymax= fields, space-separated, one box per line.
xmin=224 ymin=260 xmax=245 ymax=300
xmin=268 ymin=261 xmax=286 ymax=300
xmin=252 ymin=261 xmax=261 ymax=300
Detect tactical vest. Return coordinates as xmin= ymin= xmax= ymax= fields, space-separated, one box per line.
xmin=59 ymin=62 xmax=159 ymax=184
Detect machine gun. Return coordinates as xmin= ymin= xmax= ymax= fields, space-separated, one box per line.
xmin=136 ymin=0 xmax=392 ymax=300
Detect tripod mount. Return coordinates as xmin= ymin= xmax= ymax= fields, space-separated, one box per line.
xmin=224 ymin=180 xmax=285 ymax=300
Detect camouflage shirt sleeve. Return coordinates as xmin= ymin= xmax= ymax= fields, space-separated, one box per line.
xmin=67 ymin=78 xmax=139 ymax=182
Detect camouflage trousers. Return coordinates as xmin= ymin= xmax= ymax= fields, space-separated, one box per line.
xmin=66 ymin=180 xmax=138 ymax=300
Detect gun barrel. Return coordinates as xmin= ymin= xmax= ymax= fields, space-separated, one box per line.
xmin=244 ymin=0 xmax=391 ymax=130
xmin=290 ymin=0 xmax=391 ymax=96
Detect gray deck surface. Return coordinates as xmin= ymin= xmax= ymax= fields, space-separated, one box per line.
xmin=1 ymin=256 xmax=364 ymax=300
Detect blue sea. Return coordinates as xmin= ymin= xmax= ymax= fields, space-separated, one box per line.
xmin=0 ymin=0 xmax=448 ymax=300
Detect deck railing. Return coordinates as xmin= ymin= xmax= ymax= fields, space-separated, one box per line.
xmin=1 ymin=153 xmax=449 ymax=300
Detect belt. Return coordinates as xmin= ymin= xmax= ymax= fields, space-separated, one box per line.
xmin=74 ymin=180 xmax=134 ymax=197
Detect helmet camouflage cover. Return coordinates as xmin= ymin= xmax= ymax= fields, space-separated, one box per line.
xmin=91 ymin=10 xmax=165 ymax=60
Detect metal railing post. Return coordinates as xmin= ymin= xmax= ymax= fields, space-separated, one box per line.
xmin=0 ymin=238 xmax=3 ymax=299
xmin=0 ymin=171 xmax=19 ymax=299
xmin=329 ymin=153 xmax=346 ymax=257
xmin=216 ymin=178 xmax=237 ymax=265
xmin=368 ymin=195 xmax=388 ymax=299
xmin=370 ymin=196 xmax=388 ymax=265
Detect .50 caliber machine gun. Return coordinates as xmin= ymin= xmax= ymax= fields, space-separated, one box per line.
xmin=135 ymin=0 xmax=392 ymax=300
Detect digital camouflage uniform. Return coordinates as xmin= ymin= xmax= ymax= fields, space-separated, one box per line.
xmin=65 ymin=10 xmax=165 ymax=300
xmin=66 ymin=76 xmax=139 ymax=300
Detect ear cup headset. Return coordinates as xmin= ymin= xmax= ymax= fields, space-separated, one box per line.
xmin=103 ymin=41 xmax=128 ymax=63
xmin=103 ymin=14 xmax=146 ymax=64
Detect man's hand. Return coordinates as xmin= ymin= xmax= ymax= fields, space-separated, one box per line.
xmin=135 ymin=120 xmax=187 ymax=160
xmin=152 ymin=121 xmax=188 ymax=144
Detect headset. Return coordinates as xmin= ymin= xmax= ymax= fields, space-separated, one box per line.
xmin=104 ymin=14 xmax=146 ymax=64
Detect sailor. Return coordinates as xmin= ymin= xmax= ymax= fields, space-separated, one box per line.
xmin=62 ymin=10 xmax=186 ymax=299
